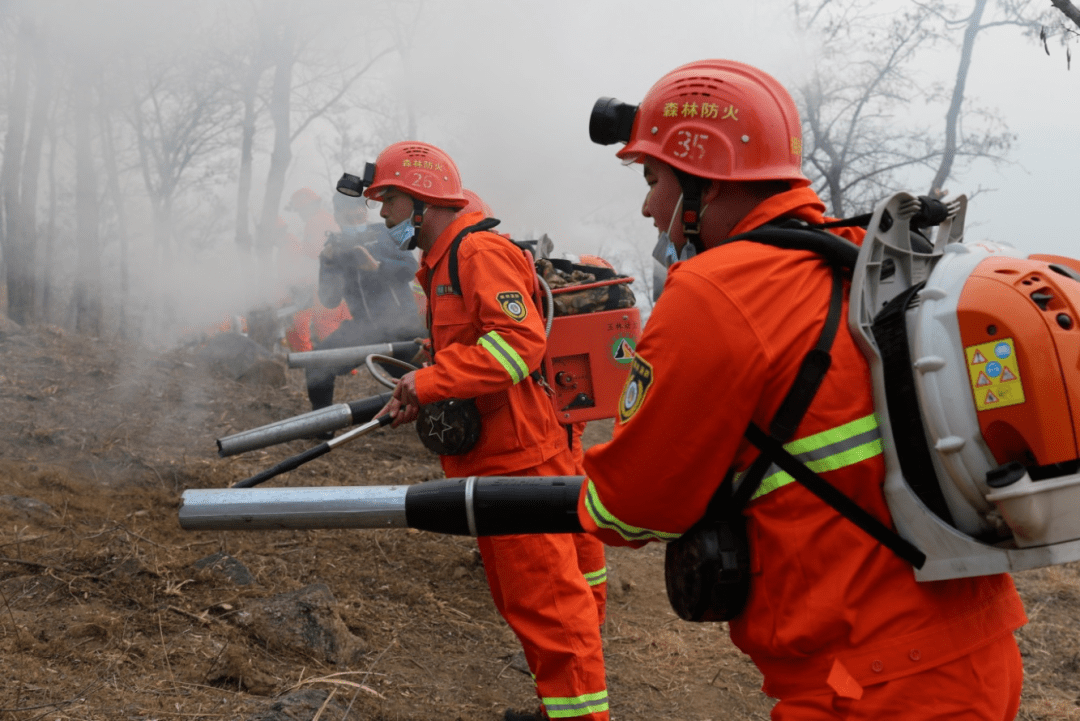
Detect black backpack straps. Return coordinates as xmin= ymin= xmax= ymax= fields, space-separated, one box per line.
xmin=767 ymin=265 xmax=844 ymax=442
xmin=721 ymin=225 xmax=860 ymax=271
xmin=424 ymin=218 xmax=502 ymax=348
xmin=729 ymin=267 xmax=844 ymax=511
xmin=447 ymin=217 xmax=502 ymax=296
xmin=743 ymin=422 xmax=927 ymax=569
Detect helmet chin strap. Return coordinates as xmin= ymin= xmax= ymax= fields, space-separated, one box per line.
xmin=409 ymin=197 xmax=427 ymax=251
xmin=672 ymin=168 xmax=709 ymax=255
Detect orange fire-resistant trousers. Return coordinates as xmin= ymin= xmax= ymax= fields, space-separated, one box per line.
xmin=770 ymin=632 xmax=1023 ymax=720
xmin=476 ymin=448 xmax=608 ymax=720
xmin=568 ymin=421 xmax=607 ymax=626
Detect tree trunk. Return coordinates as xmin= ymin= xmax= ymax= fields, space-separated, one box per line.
xmin=98 ymin=104 xmax=131 ymax=339
xmin=1050 ymin=0 xmax=1080 ymax=30
xmin=257 ymin=24 xmax=296 ymax=258
xmin=236 ymin=55 xmax=264 ymax=255
xmin=18 ymin=25 xmax=54 ymax=326
xmin=929 ymin=0 xmax=988 ymax=197
xmin=1 ymin=14 xmax=33 ymax=324
xmin=73 ymin=68 xmax=102 ymax=335
xmin=40 ymin=117 xmax=59 ymax=323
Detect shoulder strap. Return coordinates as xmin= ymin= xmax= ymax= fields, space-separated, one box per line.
xmin=727 ymin=265 xmax=845 ymax=511
xmin=447 ymin=217 xmax=502 ymax=297
xmin=719 ymin=222 xmax=861 ymax=271
xmin=425 ymin=218 xmax=502 ymax=352
xmin=723 ymin=263 xmax=926 ymax=569
xmin=742 ymin=423 xmax=926 ymax=568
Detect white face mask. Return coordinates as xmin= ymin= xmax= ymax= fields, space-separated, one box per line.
xmin=650 ymin=194 xmax=711 ymax=269
xmin=386 ymin=217 xmax=416 ymax=251
xmin=651 ymin=194 xmax=690 ymax=268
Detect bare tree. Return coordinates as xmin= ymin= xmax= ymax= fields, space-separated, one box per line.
xmin=1050 ymin=0 xmax=1080 ymax=28
xmin=73 ymin=62 xmax=102 ymax=335
xmin=794 ymin=0 xmax=1021 ymax=216
xmin=1 ymin=12 xmax=33 ymax=323
xmin=930 ymin=0 xmax=991 ymax=195
xmin=127 ymin=55 xmax=237 ymax=263
xmin=98 ymin=98 xmax=132 ymax=338
xmin=228 ymin=9 xmax=274 ymax=254
xmin=1036 ymin=0 xmax=1079 ymax=67
xmin=254 ymin=18 xmax=296 ymax=261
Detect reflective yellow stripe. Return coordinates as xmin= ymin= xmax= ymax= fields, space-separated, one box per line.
xmin=477 ymin=331 xmax=528 ymax=384
xmin=785 ymin=413 xmax=880 ymax=455
xmin=582 ymin=567 xmax=607 ymax=586
xmin=543 ymin=690 xmax=609 ymax=718
xmin=746 ymin=413 xmax=883 ymax=500
xmin=583 ymin=479 xmax=679 ymax=543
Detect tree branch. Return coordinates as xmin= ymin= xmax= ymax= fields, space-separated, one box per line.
xmin=1051 ymin=0 xmax=1080 ymax=29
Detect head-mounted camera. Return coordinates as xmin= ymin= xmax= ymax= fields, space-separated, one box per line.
xmin=589 ymin=97 xmax=639 ymax=146
xmin=336 ymin=162 xmax=376 ymax=197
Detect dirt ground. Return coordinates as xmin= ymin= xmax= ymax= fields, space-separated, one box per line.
xmin=1 ymin=324 xmax=1079 ymax=721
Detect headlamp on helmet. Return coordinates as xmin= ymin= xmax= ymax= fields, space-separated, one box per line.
xmin=589 ymin=97 xmax=639 ymax=146
xmin=336 ymin=163 xmax=376 ymax=198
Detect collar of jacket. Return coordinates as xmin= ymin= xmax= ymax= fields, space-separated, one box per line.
xmin=416 ymin=210 xmax=489 ymax=291
xmin=724 ymin=186 xmax=866 ymax=247
xmin=726 ymin=186 xmax=828 ymax=238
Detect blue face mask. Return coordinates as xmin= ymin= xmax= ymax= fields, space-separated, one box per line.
xmin=652 ymin=193 xmax=684 ymax=268
xmin=386 ymin=218 xmax=416 ymax=251
xmin=651 ymin=193 xmax=707 ymax=268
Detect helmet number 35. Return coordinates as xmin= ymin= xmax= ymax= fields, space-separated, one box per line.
xmin=673 ymin=131 xmax=709 ymax=160
xmin=411 ymin=172 xmax=433 ymax=189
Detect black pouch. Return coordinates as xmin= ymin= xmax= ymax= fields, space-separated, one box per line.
xmin=663 ymin=266 xmax=845 ymax=623
xmin=416 ymin=398 xmax=482 ymax=456
xmin=664 ymin=509 xmax=751 ymax=622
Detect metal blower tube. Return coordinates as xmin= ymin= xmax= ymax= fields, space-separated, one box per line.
xmin=216 ymin=392 xmax=392 ymax=457
xmin=286 ymin=341 xmax=420 ymax=370
xmin=178 ymin=476 xmax=585 ymax=535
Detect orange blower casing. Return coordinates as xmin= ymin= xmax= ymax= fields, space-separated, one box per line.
xmin=955 ymin=255 xmax=1080 ymax=468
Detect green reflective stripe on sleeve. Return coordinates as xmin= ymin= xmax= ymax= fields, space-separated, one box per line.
xmin=583 ymin=567 xmax=607 ymax=586
xmin=745 ymin=414 xmax=883 ymax=501
xmin=543 ymin=690 xmax=609 ymax=718
xmin=583 ymin=479 xmax=680 ymax=543
xmin=477 ymin=331 xmax=528 ymax=384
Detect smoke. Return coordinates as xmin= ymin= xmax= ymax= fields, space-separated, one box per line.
xmin=3 ymin=0 xmax=1075 ymax=347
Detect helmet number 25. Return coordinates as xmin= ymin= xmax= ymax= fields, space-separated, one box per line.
xmin=672 ymin=131 xmax=709 ymax=160
xmin=411 ymin=172 xmax=433 ymax=189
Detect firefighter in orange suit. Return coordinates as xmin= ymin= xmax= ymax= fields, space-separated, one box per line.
xmin=578 ymin=60 xmax=1027 ymax=720
xmin=283 ymin=187 xmax=350 ymax=353
xmin=372 ymin=143 xmax=608 ymax=721
xmin=457 ymin=189 xmax=609 ymax=635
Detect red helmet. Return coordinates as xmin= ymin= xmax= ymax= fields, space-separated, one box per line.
xmin=286 ymin=187 xmax=320 ymax=212
xmin=459 ymin=188 xmax=494 ymax=217
xmin=363 ymin=141 xmax=468 ymax=209
xmin=615 ymin=59 xmax=808 ymax=187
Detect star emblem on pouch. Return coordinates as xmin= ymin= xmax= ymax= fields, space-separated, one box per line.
xmin=426 ymin=409 xmax=454 ymax=443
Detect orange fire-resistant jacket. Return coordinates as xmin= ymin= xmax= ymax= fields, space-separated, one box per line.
xmin=413 ymin=212 xmax=567 ymax=477
xmin=578 ymin=186 xmax=1027 ymax=700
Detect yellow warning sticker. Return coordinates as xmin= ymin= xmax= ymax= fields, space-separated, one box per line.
xmin=965 ymin=338 xmax=1026 ymax=411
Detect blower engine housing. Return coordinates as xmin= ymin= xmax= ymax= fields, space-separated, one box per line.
xmin=850 ymin=193 xmax=1080 ymax=580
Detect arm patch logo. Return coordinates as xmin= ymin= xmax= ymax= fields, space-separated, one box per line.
xmin=497 ymin=291 xmax=528 ymax=322
xmin=617 ymin=355 xmax=654 ymax=424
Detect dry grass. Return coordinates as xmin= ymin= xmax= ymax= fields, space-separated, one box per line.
xmin=0 ymin=326 xmax=1078 ymax=719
